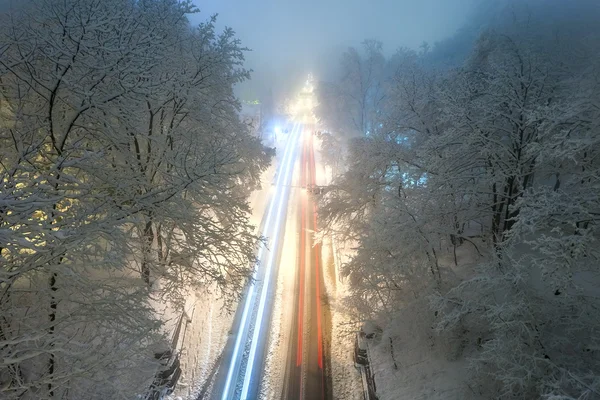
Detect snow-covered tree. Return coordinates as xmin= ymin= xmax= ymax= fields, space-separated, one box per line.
xmin=430 ymin=14 xmax=600 ymax=400
xmin=316 ymin=40 xmax=387 ymax=138
xmin=319 ymin=3 xmax=600 ymax=398
xmin=0 ymin=0 xmax=269 ymax=398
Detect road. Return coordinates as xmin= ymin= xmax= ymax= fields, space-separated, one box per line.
xmin=209 ymin=123 xmax=329 ymax=400
xmin=210 ymin=122 xmax=301 ymax=400
xmin=283 ymin=127 xmax=328 ymax=400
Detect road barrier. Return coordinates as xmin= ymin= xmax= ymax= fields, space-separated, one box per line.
xmin=354 ymin=331 xmax=378 ymax=400
xmin=145 ymin=308 xmax=193 ymax=399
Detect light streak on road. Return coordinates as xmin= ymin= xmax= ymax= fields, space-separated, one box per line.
xmin=220 ymin=122 xmax=301 ymax=400
xmin=284 ymin=127 xmax=327 ymax=400
xmin=240 ymin=124 xmax=301 ymax=399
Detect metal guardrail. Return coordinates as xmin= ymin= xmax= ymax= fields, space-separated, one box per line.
xmin=145 ymin=308 xmax=193 ymax=400
xmin=354 ymin=331 xmax=378 ymax=400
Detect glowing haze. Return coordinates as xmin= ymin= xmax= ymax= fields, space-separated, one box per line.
xmin=189 ymin=0 xmax=479 ymax=101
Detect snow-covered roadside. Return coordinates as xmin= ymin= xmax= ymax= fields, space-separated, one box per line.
xmin=315 ymin=132 xmax=476 ymax=400
xmin=165 ymin=137 xmax=282 ymax=400
xmin=163 ymin=286 xmax=233 ymax=400
xmin=259 ymin=182 xmax=300 ymax=399
xmin=258 ymin=128 xmax=302 ymax=399
xmin=314 ymin=137 xmax=489 ymax=400
xmin=314 ymin=135 xmax=363 ymax=400
xmin=311 ymin=133 xmax=489 ymax=400
xmin=367 ymin=246 xmax=484 ymax=400
xmin=322 ymin=236 xmax=363 ymax=400
xmin=368 ymin=299 xmax=475 ymax=400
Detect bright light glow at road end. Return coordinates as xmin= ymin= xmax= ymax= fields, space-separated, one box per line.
xmin=240 ymin=126 xmax=301 ymax=399
xmin=221 ymin=122 xmax=299 ymax=400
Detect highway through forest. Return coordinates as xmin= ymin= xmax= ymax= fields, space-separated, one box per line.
xmin=211 ymin=122 xmax=301 ymax=400
xmin=210 ymin=122 xmax=329 ymax=400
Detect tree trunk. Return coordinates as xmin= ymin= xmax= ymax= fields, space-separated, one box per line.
xmin=141 ymin=219 xmax=153 ymax=286
xmin=502 ymin=176 xmax=518 ymax=237
xmin=48 ymin=272 xmax=58 ymax=398
xmin=156 ymin=224 xmax=164 ymax=264
xmin=491 ymin=181 xmax=504 ymax=247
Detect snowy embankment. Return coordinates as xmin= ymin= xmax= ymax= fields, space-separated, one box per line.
xmin=314 ymin=137 xmax=363 ymax=400
xmin=366 ymin=245 xmax=484 ymax=400
xmin=161 ymin=286 xmax=233 ymax=399
xmin=322 ymin=237 xmax=363 ymax=400
xmin=312 ymin=132 xmax=483 ymax=400
xmin=165 ymin=153 xmax=278 ymax=400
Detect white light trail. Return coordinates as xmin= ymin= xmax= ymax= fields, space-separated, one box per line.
xmin=240 ymin=125 xmax=301 ymax=399
xmin=220 ymin=122 xmax=299 ymax=400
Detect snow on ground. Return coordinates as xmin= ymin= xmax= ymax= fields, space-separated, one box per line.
xmin=315 ymin=134 xmax=363 ymax=400
xmin=368 ymin=298 xmax=476 ymax=400
xmin=165 ymin=286 xmax=233 ymax=400
xmin=322 ymin=237 xmax=363 ymax=400
xmin=166 ymin=133 xmax=282 ymax=400
xmin=259 ymin=128 xmax=302 ymax=399
xmin=316 ymin=128 xmax=484 ymax=400
xmin=259 ymin=175 xmax=301 ymax=399
xmin=368 ymin=245 xmax=484 ymax=400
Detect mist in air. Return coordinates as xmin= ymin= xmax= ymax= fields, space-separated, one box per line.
xmin=190 ymin=0 xmax=480 ymax=100
xmin=2 ymin=0 xmax=600 ymax=399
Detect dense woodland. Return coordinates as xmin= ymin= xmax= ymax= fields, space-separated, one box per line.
xmin=0 ymin=0 xmax=270 ymax=398
xmin=2 ymin=0 xmax=600 ymax=399
xmin=317 ymin=1 xmax=600 ymax=398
